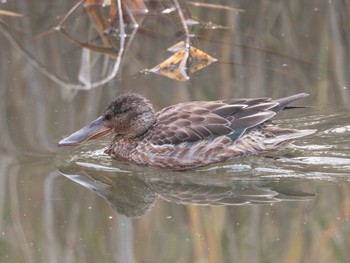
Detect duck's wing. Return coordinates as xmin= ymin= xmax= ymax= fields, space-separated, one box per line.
xmin=149 ymin=93 xmax=309 ymax=146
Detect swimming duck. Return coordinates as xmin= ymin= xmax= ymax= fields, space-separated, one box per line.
xmin=59 ymin=93 xmax=316 ymax=169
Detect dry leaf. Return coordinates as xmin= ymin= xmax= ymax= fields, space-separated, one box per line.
xmin=150 ymin=42 xmax=217 ymax=81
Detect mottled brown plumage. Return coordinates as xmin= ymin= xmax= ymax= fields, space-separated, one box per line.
xmin=59 ymin=93 xmax=316 ymax=169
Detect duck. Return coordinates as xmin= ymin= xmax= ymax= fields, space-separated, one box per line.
xmin=58 ymin=92 xmax=316 ymax=170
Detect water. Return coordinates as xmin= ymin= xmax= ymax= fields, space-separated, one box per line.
xmin=1 ymin=0 xmax=350 ymax=262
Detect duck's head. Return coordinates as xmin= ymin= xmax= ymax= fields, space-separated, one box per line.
xmin=58 ymin=93 xmax=156 ymax=146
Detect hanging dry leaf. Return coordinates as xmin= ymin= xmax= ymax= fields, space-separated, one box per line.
xmin=150 ymin=42 xmax=217 ymax=81
xmin=188 ymin=46 xmax=217 ymax=72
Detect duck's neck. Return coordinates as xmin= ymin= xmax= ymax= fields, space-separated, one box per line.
xmin=105 ymin=123 xmax=155 ymax=159
xmin=105 ymin=135 xmax=137 ymax=160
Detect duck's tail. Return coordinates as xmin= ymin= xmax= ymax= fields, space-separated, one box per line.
xmin=273 ymin=93 xmax=310 ymax=112
xmin=238 ymin=125 xmax=317 ymax=154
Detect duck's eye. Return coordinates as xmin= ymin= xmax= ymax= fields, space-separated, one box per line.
xmin=115 ymin=108 xmax=127 ymax=114
xmin=104 ymin=114 xmax=112 ymax=120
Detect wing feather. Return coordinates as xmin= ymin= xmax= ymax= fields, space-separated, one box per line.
xmin=149 ymin=95 xmax=302 ymax=145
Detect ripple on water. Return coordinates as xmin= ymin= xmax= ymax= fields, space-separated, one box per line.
xmin=324 ymin=125 xmax=350 ymax=134
xmin=58 ymin=107 xmax=350 ymax=182
xmin=280 ymin=156 xmax=350 ymax=166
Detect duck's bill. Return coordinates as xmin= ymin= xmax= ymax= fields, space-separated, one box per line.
xmin=58 ymin=116 xmax=112 ymax=147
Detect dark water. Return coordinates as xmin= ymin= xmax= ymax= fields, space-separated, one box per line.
xmin=1 ymin=0 xmax=350 ymax=262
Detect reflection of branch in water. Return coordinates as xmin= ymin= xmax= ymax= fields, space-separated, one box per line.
xmin=172 ymin=0 xmax=191 ymax=80
xmin=3 ymin=0 xmax=248 ymax=87
xmin=45 ymin=0 xmax=147 ymax=89
xmin=0 ymin=21 xmax=74 ymax=88
xmin=0 ymin=1 xmax=141 ymax=90
xmin=57 ymin=26 xmax=128 ymax=89
xmin=59 ymin=163 xmax=315 ymax=218
xmin=0 ymin=9 xmax=23 ymax=17
xmin=0 ymin=17 xmax=130 ymax=90
xmin=187 ymin=1 xmax=245 ymax=13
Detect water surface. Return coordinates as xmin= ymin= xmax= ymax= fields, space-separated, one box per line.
xmin=1 ymin=0 xmax=350 ymax=262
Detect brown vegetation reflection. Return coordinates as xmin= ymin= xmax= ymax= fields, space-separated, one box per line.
xmin=1 ymin=0 xmax=234 ymax=88
xmin=1 ymin=0 xmax=350 ymax=262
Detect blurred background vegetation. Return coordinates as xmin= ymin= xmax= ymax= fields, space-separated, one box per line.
xmin=0 ymin=0 xmax=350 ymax=262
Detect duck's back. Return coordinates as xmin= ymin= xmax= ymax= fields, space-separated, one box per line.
xmin=147 ymin=94 xmax=304 ymax=146
xmin=128 ymin=93 xmax=316 ymax=169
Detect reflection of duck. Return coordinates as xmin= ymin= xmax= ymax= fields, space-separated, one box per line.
xmin=59 ymin=166 xmax=158 ymax=218
xmin=59 ymin=163 xmax=315 ymax=218
xmin=59 ymin=93 xmax=316 ymax=169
